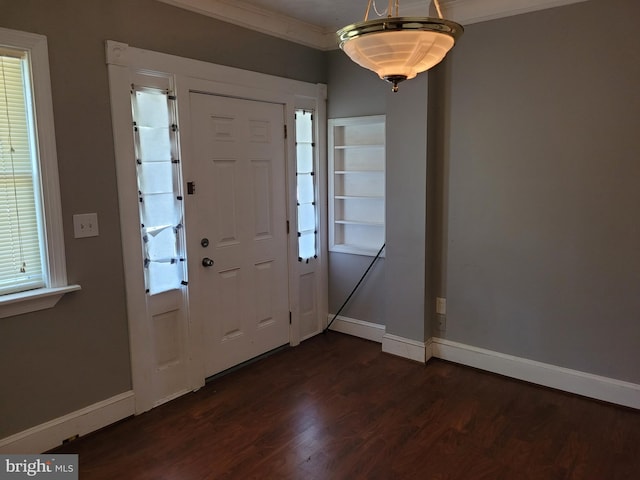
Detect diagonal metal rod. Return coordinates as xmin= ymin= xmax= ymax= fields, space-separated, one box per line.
xmin=365 ymin=0 xmax=444 ymax=21
xmin=324 ymin=243 xmax=386 ymax=333
xmin=433 ymin=0 xmax=444 ymax=18
xmin=364 ymin=0 xmax=373 ymax=20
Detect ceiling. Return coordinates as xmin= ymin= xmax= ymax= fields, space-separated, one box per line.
xmin=218 ymin=0 xmax=438 ymax=30
xmin=158 ymin=0 xmax=589 ymax=50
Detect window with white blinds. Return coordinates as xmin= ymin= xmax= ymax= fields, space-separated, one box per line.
xmin=0 ymin=49 xmax=45 ymax=296
xmin=0 ymin=27 xmax=74 ymax=317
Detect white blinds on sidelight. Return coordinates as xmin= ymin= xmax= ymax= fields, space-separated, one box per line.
xmin=295 ymin=109 xmax=317 ymax=262
xmin=131 ymin=87 xmax=186 ymax=295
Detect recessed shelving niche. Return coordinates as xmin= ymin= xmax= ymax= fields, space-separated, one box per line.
xmin=328 ymin=115 xmax=385 ymax=256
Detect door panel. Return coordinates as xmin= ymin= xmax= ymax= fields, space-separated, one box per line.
xmin=188 ymin=93 xmax=289 ymax=377
xmin=299 ymin=271 xmax=318 ymax=338
xmin=212 ymin=160 xmax=240 ymax=246
xmin=147 ymin=288 xmax=190 ymax=405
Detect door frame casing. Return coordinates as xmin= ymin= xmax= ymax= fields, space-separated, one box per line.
xmin=106 ymin=40 xmax=327 ymax=413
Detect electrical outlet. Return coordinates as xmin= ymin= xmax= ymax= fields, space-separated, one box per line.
xmin=436 ymin=297 xmax=447 ymax=315
xmin=73 ymin=213 xmax=99 ymax=238
xmin=436 ymin=314 xmax=446 ymax=332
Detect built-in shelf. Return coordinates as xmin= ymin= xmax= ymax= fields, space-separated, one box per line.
xmin=334 ymin=195 xmax=384 ymax=200
xmin=333 ymin=144 xmax=385 ymax=150
xmin=329 ymin=115 xmax=385 ymax=256
xmin=335 ymin=220 xmax=385 ymax=226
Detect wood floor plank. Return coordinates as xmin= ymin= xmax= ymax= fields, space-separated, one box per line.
xmin=50 ymin=332 xmax=640 ymax=479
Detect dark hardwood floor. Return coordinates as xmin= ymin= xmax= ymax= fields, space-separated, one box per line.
xmin=51 ymin=332 xmax=640 ymax=479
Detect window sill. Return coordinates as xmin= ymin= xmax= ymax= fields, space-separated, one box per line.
xmin=0 ymin=285 xmax=82 ymax=319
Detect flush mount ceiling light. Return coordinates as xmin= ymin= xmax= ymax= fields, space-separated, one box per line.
xmin=337 ymin=0 xmax=463 ymax=92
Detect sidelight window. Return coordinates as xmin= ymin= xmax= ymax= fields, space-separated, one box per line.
xmin=131 ymin=87 xmax=186 ymax=295
xmin=295 ymin=109 xmax=317 ymax=262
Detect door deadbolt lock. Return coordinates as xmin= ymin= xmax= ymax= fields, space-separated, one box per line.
xmin=202 ymin=257 xmax=214 ymax=267
xmin=201 ymin=238 xmax=209 ymax=248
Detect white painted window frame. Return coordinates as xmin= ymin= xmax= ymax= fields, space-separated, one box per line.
xmin=0 ymin=27 xmax=80 ymax=319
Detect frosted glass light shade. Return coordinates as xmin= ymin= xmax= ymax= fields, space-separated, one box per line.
xmin=343 ymin=30 xmax=454 ymax=80
xmin=338 ymin=17 xmax=463 ymax=92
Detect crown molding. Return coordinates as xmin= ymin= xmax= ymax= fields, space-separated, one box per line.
xmin=158 ymin=0 xmax=590 ymax=51
xmin=443 ymin=0 xmax=589 ymax=25
xmin=158 ymin=0 xmax=335 ymax=50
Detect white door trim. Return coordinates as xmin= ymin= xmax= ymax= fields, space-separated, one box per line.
xmin=106 ymin=40 xmax=327 ymax=413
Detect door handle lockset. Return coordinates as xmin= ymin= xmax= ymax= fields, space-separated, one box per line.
xmin=202 ymin=257 xmax=214 ymax=267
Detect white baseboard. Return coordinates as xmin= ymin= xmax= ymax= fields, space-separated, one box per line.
xmin=326 ymin=317 xmax=431 ymax=364
xmin=382 ymin=333 xmax=428 ymax=363
xmin=432 ymin=338 xmax=640 ymax=410
xmin=0 ymin=391 xmax=135 ymax=454
xmin=320 ymin=319 xmax=639 ymax=409
xmin=327 ymin=314 xmax=385 ymax=343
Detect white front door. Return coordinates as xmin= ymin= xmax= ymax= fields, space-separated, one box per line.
xmin=187 ymin=93 xmax=290 ymax=377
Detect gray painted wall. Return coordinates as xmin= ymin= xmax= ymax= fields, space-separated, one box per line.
xmin=437 ymin=0 xmax=640 ymax=383
xmin=384 ymin=78 xmax=429 ymax=341
xmin=2 ymin=0 xmax=638 ymax=443
xmin=327 ymin=50 xmax=429 ymax=342
xmin=328 ymin=0 xmax=640 ymax=382
xmin=0 ymin=0 xmax=325 ymax=438
xmin=327 ymin=50 xmax=388 ymax=324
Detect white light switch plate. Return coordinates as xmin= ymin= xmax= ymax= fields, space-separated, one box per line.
xmin=73 ymin=213 xmax=99 ymax=238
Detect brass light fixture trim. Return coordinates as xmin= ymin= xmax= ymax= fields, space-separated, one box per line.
xmin=337 ymin=1 xmax=464 ymax=92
